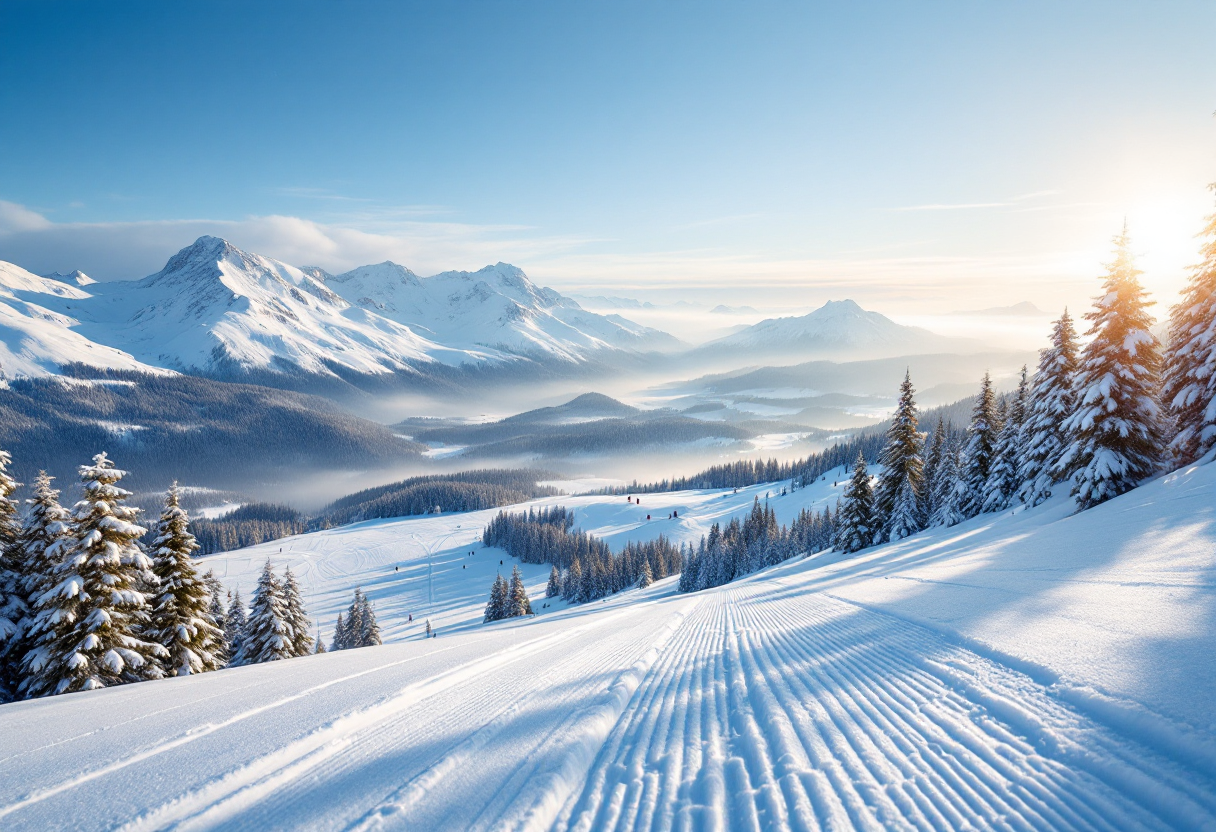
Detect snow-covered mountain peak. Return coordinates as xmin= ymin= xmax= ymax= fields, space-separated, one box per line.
xmin=43 ymin=269 xmax=96 ymax=287
xmin=701 ymin=297 xmax=965 ymax=359
xmin=330 ymin=261 xmax=422 ymax=289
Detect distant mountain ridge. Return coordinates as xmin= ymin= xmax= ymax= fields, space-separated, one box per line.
xmin=694 ymin=299 xmax=971 ymax=361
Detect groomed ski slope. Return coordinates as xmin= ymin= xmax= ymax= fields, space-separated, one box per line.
xmin=1 ymin=462 xmax=1214 ymax=830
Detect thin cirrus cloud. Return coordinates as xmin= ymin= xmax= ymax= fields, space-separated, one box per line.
xmin=893 ymin=190 xmax=1064 ymax=212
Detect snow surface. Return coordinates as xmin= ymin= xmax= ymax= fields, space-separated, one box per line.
xmin=2 ymin=463 xmax=1215 ymax=829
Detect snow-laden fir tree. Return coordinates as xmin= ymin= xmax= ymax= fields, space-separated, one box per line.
xmin=280 ymin=568 xmax=313 ymax=656
xmin=331 ymin=612 xmax=347 ymax=650
xmin=357 ymin=593 xmax=381 ymax=647
xmin=1162 ymin=189 xmax=1216 ymax=465
xmin=202 ymin=572 xmax=229 ymax=666
xmin=960 ymin=373 xmax=1002 ymax=518
xmin=225 ymin=590 xmax=246 ymax=663
xmin=920 ymin=420 xmax=948 ymax=523
xmin=834 ymin=452 xmax=876 ymax=554
xmin=507 ymin=565 xmax=533 ymax=617
xmin=929 ymin=442 xmax=967 ymax=528
xmin=1017 ymin=310 xmax=1080 ymax=506
xmin=982 ymin=367 xmax=1028 ymax=513
xmin=546 ymin=565 xmax=561 ymax=598
xmin=20 ymin=454 xmax=167 ymax=697
xmin=233 ymin=560 xmax=292 ymax=665
xmin=484 ymin=574 xmax=508 ymax=623
xmin=875 ymin=370 xmax=925 ymax=541
xmin=3 ymin=472 xmax=71 ymax=700
xmin=1059 ymin=226 xmax=1164 ymax=510
xmin=0 ymin=449 xmax=22 ymax=697
xmin=637 ymin=559 xmax=653 ymax=589
xmin=147 ymin=484 xmax=223 ymax=676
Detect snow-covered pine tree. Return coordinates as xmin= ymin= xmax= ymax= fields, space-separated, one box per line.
xmin=357 ymin=593 xmax=381 ymax=647
xmin=834 ymin=452 xmax=876 ymax=554
xmin=233 ymin=560 xmax=292 ymax=665
xmin=563 ymin=559 xmax=582 ymax=603
xmin=484 ymin=574 xmax=507 ymax=622
xmin=546 ymin=565 xmax=561 ymax=598
xmin=19 ymin=453 xmax=167 ymax=697
xmin=280 ymin=568 xmax=313 ymax=657
xmin=425 ymin=618 xmax=432 ymax=637
xmin=315 ymin=633 xmax=326 ymax=654
xmin=3 ymin=473 xmax=71 ymax=698
xmin=508 ymin=565 xmax=533 ymax=617
xmin=1060 ymin=226 xmax=1164 ymax=510
xmin=1162 ymin=189 xmax=1216 ymax=465
xmin=225 ymin=590 xmax=247 ymax=662
xmin=875 ymin=371 xmax=925 ymax=541
xmin=331 ymin=612 xmax=347 ymax=650
xmin=0 ymin=449 xmax=22 ymax=697
xmin=637 ymin=559 xmax=653 ymax=589
xmin=960 ymin=373 xmax=1002 ymax=518
xmin=929 ymin=442 xmax=967 ymax=528
xmin=1017 ymin=310 xmax=1080 ymax=506
xmin=919 ymin=420 xmax=947 ymax=524
xmin=982 ymin=367 xmax=1028 ymax=513
xmin=148 ymin=484 xmax=223 ymax=676
xmin=202 ymin=572 xmax=229 ymax=666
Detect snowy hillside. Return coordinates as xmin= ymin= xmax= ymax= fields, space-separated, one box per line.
xmin=0 ymin=261 xmax=156 ymax=378
xmin=0 ymin=239 xmax=676 ymax=382
xmin=2 ymin=458 xmax=1214 ymax=829
xmin=698 ymin=299 xmax=971 ymax=361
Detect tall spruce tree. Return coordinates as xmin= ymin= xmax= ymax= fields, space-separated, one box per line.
xmin=508 ymin=565 xmax=533 ymax=617
xmin=233 ymin=560 xmax=292 ymax=665
xmin=358 ymin=593 xmax=381 ymax=647
xmin=929 ymin=442 xmax=967 ymax=528
xmin=20 ymin=454 xmax=167 ymax=697
xmin=920 ymin=420 xmax=947 ymax=524
xmin=4 ymin=472 xmax=71 ymax=700
xmin=834 ymin=452 xmax=876 ymax=554
xmin=225 ymin=590 xmax=247 ymax=663
xmin=1060 ymin=226 xmax=1164 ymax=510
xmin=1018 ymin=311 xmax=1080 ymax=506
xmin=331 ymin=612 xmax=347 ymax=650
xmin=983 ymin=367 xmax=1028 ymax=513
xmin=875 ymin=371 xmax=925 ymax=541
xmin=546 ymin=565 xmax=561 ymax=598
xmin=148 ymin=485 xmax=223 ymax=676
xmin=637 ymin=559 xmax=653 ymax=589
xmin=0 ymin=449 xmax=22 ymax=697
xmin=960 ymin=373 xmax=1002 ymax=518
xmin=281 ymin=568 xmax=313 ymax=657
xmin=1162 ymin=189 xmax=1216 ymax=465
xmin=484 ymin=574 xmax=508 ymax=622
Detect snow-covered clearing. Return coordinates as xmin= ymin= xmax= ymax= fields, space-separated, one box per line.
xmin=2 ymin=463 xmax=1214 ymax=830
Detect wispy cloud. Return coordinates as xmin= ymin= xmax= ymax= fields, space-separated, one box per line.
xmin=893 ymin=189 xmax=1064 ymax=212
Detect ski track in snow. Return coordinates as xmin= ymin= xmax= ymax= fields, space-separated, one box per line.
xmin=2 ymin=582 xmax=1213 ymax=830
xmin=3 ymin=466 xmax=1215 ymax=830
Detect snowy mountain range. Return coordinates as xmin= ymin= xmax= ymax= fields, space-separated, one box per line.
xmin=0 ymin=237 xmax=676 ymax=383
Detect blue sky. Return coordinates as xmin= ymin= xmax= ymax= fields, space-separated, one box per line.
xmin=1 ymin=1 xmax=1214 ymax=314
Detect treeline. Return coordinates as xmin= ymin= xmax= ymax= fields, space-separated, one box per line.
xmin=191 ymin=503 xmax=308 ymax=555
xmin=482 ymin=506 xmax=682 ymax=604
xmin=678 ymin=498 xmax=836 ymax=592
xmin=186 ymin=469 xmax=561 ymax=554
xmin=833 ymin=222 xmax=1216 ymax=554
xmin=320 ymin=468 xmax=560 ymax=527
xmin=608 ymin=431 xmax=887 ymax=495
xmin=0 ymin=450 xmax=318 ymax=703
